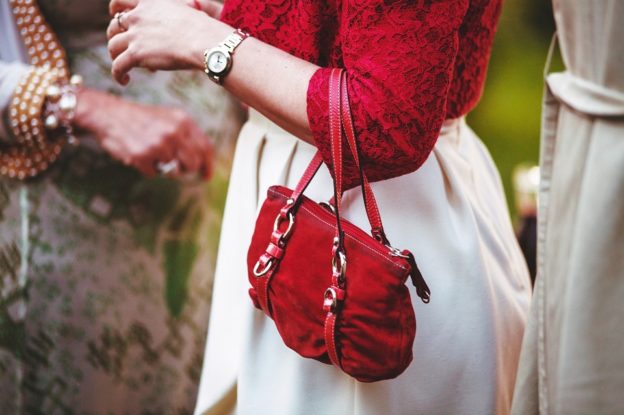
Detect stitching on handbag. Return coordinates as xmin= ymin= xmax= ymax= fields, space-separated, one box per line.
xmin=268 ymin=189 xmax=407 ymax=271
xmin=331 ymin=314 xmax=338 ymax=364
xmin=325 ymin=313 xmax=339 ymax=366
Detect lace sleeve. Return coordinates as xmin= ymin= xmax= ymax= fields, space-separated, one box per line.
xmin=307 ymin=0 xmax=469 ymax=189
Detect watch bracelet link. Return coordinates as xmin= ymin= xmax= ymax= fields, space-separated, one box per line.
xmin=203 ymin=28 xmax=249 ymax=84
xmin=222 ymin=29 xmax=248 ymax=53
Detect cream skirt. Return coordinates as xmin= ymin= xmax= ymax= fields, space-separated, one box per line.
xmin=195 ymin=110 xmax=532 ymax=415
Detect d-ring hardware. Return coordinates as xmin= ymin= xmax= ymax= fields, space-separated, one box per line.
xmin=332 ymin=250 xmax=347 ymax=282
xmin=253 ymin=258 xmax=274 ymax=277
xmin=273 ymin=211 xmax=295 ymax=241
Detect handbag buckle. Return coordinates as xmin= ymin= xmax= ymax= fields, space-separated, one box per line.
xmin=324 ymin=287 xmax=338 ymax=312
xmin=253 ymin=257 xmax=274 ymax=277
xmin=387 ymin=245 xmax=410 ymax=259
xmin=320 ymin=201 xmax=336 ymax=215
xmin=273 ymin=210 xmax=295 ymax=244
xmin=332 ymin=238 xmax=347 ymax=283
xmin=254 ymin=201 xmax=296 ymax=277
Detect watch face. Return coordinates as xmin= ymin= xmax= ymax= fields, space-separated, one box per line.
xmin=207 ymin=50 xmax=228 ymax=74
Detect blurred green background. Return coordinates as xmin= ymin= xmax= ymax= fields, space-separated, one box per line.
xmin=468 ymin=0 xmax=559 ymax=221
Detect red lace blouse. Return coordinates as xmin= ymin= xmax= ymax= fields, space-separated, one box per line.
xmin=221 ymin=0 xmax=502 ymax=188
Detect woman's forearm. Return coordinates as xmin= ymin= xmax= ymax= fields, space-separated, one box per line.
xmin=223 ymin=37 xmax=318 ymax=143
xmin=107 ymin=1 xmax=319 ymax=143
xmin=188 ymin=19 xmax=319 ymax=144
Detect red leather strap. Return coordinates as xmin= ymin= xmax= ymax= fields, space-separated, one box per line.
xmin=265 ymin=242 xmax=284 ymax=260
xmin=329 ymin=68 xmax=346 ymax=250
xmin=339 ymin=73 xmax=388 ymax=244
xmin=290 ymin=152 xmax=323 ymax=203
xmin=328 ymin=69 xmax=389 ymax=248
xmin=256 ymin=266 xmax=275 ymax=317
xmin=324 ymin=312 xmax=341 ymax=367
xmin=288 ymin=70 xmax=388 ymax=246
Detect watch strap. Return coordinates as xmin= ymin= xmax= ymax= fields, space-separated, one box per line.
xmin=222 ymin=29 xmax=249 ymax=53
xmin=204 ymin=29 xmax=250 ymax=84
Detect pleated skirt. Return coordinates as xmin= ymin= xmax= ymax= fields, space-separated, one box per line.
xmin=195 ymin=110 xmax=532 ymax=415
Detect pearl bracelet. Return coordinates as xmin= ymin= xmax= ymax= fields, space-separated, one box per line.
xmin=42 ymin=74 xmax=83 ymax=146
xmin=2 ymin=68 xmax=64 ymax=179
xmin=2 ymin=0 xmax=76 ymax=179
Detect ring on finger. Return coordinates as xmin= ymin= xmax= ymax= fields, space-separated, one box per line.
xmin=115 ymin=11 xmax=128 ymax=32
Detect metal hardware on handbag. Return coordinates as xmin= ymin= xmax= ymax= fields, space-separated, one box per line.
xmin=246 ymin=69 xmax=430 ymax=382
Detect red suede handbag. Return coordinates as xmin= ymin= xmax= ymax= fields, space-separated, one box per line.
xmin=247 ymin=69 xmax=430 ymax=382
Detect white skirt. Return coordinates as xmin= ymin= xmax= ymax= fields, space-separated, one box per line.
xmin=195 ymin=110 xmax=532 ymax=415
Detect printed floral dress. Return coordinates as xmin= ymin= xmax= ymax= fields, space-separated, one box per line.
xmin=0 ymin=1 xmax=243 ymax=413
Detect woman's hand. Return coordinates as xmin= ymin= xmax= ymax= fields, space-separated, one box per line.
xmin=74 ymin=88 xmax=213 ymax=178
xmin=107 ymin=0 xmax=230 ymax=85
xmin=107 ymin=0 xmax=318 ymax=144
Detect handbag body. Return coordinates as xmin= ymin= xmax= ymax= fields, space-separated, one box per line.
xmin=247 ymin=69 xmax=430 ymax=382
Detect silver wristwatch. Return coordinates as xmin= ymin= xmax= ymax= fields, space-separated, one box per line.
xmin=203 ymin=29 xmax=249 ymax=84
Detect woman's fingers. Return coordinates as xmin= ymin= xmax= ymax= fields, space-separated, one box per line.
xmin=111 ymin=48 xmax=136 ymax=85
xmin=136 ymin=141 xmax=177 ymax=177
xmin=106 ymin=14 xmax=124 ymax=40
xmin=200 ymin=141 xmax=214 ymax=180
xmin=176 ymin=146 xmax=201 ymax=177
xmin=195 ymin=129 xmax=214 ymax=180
xmin=170 ymin=115 xmax=202 ymax=177
xmin=109 ymin=0 xmax=139 ymax=16
xmin=199 ymin=0 xmax=223 ymax=18
xmin=108 ymin=32 xmax=131 ymax=61
xmin=107 ymin=7 xmax=137 ymax=40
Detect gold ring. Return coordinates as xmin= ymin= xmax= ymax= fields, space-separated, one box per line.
xmin=115 ymin=12 xmax=128 ymax=32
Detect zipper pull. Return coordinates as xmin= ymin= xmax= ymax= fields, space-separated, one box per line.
xmin=405 ymin=251 xmax=430 ymax=303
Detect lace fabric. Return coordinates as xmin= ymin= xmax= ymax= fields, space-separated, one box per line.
xmin=221 ymin=0 xmax=501 ymax=189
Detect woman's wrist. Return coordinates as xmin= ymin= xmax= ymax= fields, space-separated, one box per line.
xmin=73 ymin=88 xmax=113 ymax=133
xmin=189 ymin=18 xmax=234 ymax=71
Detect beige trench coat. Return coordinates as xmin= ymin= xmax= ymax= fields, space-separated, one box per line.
xmin=511 ymin=1 xmax=624 ymax=414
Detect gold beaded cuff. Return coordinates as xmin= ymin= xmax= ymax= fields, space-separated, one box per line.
xmin=2 ymin=0 xmax=77 ymax=180
xmin=10 ymin=0 xmax=69 ymax=79
xmin=8 ymin=67 xmax=57 ymax=145
xmin=1 ymin=68 xmax=65 ymax=179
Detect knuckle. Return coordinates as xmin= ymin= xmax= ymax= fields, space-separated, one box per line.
xmin=125 ymin=46 xmax=136 ymax=59
xmin=130 ymin=12 xmax=141 ymax=24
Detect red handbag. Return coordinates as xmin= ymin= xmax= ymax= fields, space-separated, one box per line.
xmin=247 ymin=69 xmax=430 ymax=382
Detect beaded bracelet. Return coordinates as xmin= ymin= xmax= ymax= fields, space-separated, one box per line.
xmin=2 ymin=68 xmax=64 ymax=179
xmin=42 ymin=74 xmax=83 ymax=146
xmin=1 ymin=0 xmax=78 ymax=179
xmin=10 ymin=0 xmax=69 ymax=79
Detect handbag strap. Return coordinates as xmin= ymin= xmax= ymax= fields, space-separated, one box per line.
xmin=338 ymin=71 xmax=389 ymax=245
xmin=329 ymin=69 xmax=390 ymax=254
xmin=289 ymin=69 xmax=389 ymax=246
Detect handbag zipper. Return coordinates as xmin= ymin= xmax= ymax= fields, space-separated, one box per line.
xmin=271 ymin=187 xmax=431 ymax=302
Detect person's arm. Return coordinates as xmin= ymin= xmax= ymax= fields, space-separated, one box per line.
xmin=74 ymin=87 xmax=214 ymax=178
xmin=108 ymin=0 xmax=469 ymax=185
xmin=107 ymin=1 xmax=316 ymax=141
xmin=0 ymin=59 xmax=213 ymax=178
